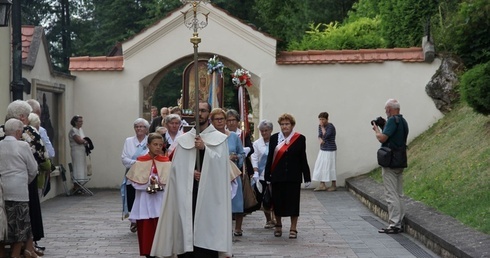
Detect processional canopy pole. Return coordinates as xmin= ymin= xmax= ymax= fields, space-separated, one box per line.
xmin=180 ymin=0 xmax=210 ymax=171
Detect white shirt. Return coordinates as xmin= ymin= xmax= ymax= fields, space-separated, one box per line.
xmin=251 ymin=137 xmax=269 ymax=180
xmin=40 ymin=126 xmax=55 ymax=158
xmin=121 ymin=135 xmax=149 ymax=169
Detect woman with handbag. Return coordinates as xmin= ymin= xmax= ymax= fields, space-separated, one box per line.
xmin=265 ymin=113 xmax=311 ymax=239
xmin=251 ymin=119 xmax=275 ymax=229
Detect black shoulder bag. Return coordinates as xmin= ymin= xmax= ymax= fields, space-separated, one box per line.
xmin=377 ymin=116 xmax=408 ymax=168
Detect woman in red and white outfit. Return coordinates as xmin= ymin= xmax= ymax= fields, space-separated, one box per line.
xmin=126 ymin=133 xmax=171 ymax=258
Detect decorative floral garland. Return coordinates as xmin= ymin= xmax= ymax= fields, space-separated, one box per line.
xmin=207 ymin=55 xmax=224 ymax=76
xmin=0 ymin=124 xmax=47 ymax=164
xmin=232 ymin=68 xmax=252 ymax=87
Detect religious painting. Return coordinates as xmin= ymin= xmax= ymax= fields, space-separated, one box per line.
xmin=36 ymin=90 xmax=59 ymax=165
xmin=183 ymin=60 xmax=224 ymax=111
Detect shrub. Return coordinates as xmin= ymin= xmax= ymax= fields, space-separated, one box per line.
xmin=460 ymin=61 xmax=490 ymax=116
xmin=287 ymin=16 xmax=386 ymax=51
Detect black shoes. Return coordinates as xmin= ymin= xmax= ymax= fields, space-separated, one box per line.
xmin=34 ymin=242 xmax=46 ymax=251
xmin=378 ymin=226 xmax=402 ymax=234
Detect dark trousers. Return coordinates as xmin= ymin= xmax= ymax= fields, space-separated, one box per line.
xmin=28 ymin=175 xmax=44 ymax=241
xmin=126 ymin=184 xmax=136 ymax=211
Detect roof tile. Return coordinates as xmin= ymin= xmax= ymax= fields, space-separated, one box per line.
xmin=277 ymin=48 xmax=425 ymax=65
xmin=69 ymin=56 xmax=124 ymax=71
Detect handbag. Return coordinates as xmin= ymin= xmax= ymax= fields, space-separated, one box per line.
xmin=377 ymin=146 xmax=392 ymax=167
xmin=242 ymin=174 xmax=258 ymax=210
xmin=262 ymin=185 xmax=272 ymax=210
xmin=86 ymin=155 xmax=93 ymax=176
xmin=377 ymin=146 xmax=407 ymax=168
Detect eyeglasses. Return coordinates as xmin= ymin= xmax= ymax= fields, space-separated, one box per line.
xmin=226 ymin=119 xmax=237 ymax=122
xmin=134 ymin=125 xmax=146 ymax=129
xmin=199 ymin=109 xmax=209 ymax=113
xmin=213 ymin=117 xmax=225 ymax=121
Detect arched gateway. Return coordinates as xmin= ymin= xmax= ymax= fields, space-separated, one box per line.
xmin=69 ymin=3 xmax=442 ymax=189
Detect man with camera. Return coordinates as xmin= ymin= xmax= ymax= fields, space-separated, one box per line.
xmin=372 ymin=99 xmax=409 ymax=234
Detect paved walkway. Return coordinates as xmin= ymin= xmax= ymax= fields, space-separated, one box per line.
xmin=39 ymin=189 xmax=438 ymax=258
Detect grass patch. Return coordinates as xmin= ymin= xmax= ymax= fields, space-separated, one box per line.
xmin=369 ymin=103 xmax=490 ymax=234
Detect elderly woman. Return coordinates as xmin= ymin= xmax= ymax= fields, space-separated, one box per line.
xmin=69 ymin=115 xmax=89 ymax=182
xmin=226 ymin=109 xmax=259 ymax=215
xmin=121 ymin=118 xmax=150 ymax=232
xmin=0 ymin=119 xmax=39 ymax=258
xmin=162 ymin=114 xmax=183 ymax=153
xmin=210 ymin=108 xmax=246 ymax=237
xmin=265 ymin=113 xmax=311 ymax=239
xmin=0 ymin=100 xmax=46 ymax=256
xmin=250 ymin=119 xmax=275 ymax=229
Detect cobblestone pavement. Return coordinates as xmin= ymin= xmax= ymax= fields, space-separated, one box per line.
xmin=39 ymin=189 xmax=438 ymax=258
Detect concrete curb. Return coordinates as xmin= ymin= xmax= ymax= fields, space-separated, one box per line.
xmin=346 ymin=176 xmax=490 ymax=258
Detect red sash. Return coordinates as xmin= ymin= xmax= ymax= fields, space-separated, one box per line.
xmin=271 ymin=132 xmax=300 ymax=172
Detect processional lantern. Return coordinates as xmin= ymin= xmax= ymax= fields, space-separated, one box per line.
xmin=0 ymin=0 xmax=12 ymax=27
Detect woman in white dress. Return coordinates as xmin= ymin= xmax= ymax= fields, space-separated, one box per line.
xmin=312 ymin=112 xmax=337 ymax=191
xmin=69 ymin=115 xmax=88 ymax=182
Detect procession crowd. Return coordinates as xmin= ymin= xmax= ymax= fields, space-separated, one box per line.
xmin=0 ymin=97 xmax=408 ymax=258
xmin=120 ymin=102 xmax=338 ymax=258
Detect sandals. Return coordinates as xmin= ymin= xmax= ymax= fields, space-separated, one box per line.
xmin=233 ymin=230 xmax=243 ymax=236
xmin=378 ymin=227 xmax=402 ymax=234
xmin=274 ymin=225 xmax=282 ymax=237
xmin=289 ymin=230 xmax=298 ymax=239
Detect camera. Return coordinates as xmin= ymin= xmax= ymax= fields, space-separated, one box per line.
xmin=371 ymin=116 xmax=386 ymax=130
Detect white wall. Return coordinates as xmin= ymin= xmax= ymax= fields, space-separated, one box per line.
xmin=71 ymin=4 xmax=443 ymax=189
xmin=260 ymin=61 xmax=443 ymax=184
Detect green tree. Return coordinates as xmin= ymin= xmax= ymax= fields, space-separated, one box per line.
xmin=253 ymin=0 xmax=310 ymax=49
xmin=443 ymin=0 xmax=490 ymax=68
xmin=345 ymin=0 xmax=380 ymax=23
xmin=307 ymin=0 xmax=357 ymax=24
xmin=379 ymin=0 xmax=438 ymax=47
xmin=460 ymin=61 xmax=490 ymax=116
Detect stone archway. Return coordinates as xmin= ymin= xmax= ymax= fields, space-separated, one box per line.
xmin=142 ymin=53 xmax=261 ymax=133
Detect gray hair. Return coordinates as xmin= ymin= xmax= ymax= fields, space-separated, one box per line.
xmin=26 ymin=99 xmax=41 ymax=116
xmin=226 ymin=109 xmax=240 ymax=121
xmin=6 ymin=100 xmax=32 ymax=120
xmin=165 ymin=114 xmax=181 ymax=124
xmin=385 ymin=99 xmax=400 ymax=110
xmin=258 ymin=119 xmax=273 ymax=131
xmin=4 ymin=118 xmax=24 ymax=136
xmin=155 ymin=126 xmax=166 ymax=134
xmin=133 ymin=118 xmax=150 ymax=128
xmin=28 ymin=113 xmax=41 ymax=129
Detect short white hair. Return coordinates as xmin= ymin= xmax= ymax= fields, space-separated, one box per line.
xmin=133 ymin=118 xmax=149 ymax=128
xmin=28 ymin=113 xmax=41 ymax=129
xmin=385 ymin=99 xmax=400 ymax=110
xmin=7 ymin=100 xmax=32 ymax=120
xmin=4 ymin=118 xmax=24 ymax=135
xmin=26 ymin=99 xmax=41 ymax=115
xmin=258 ymin=119 xmax=273 ymax=131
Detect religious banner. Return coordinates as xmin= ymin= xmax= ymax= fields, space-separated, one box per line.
xmin=207 ymin=55 xmax=224 ymax=109
xmin=182 ymin=59 xmax=224 ymax=111
xmin=231 ymin=68 xmax=253 ymax=142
